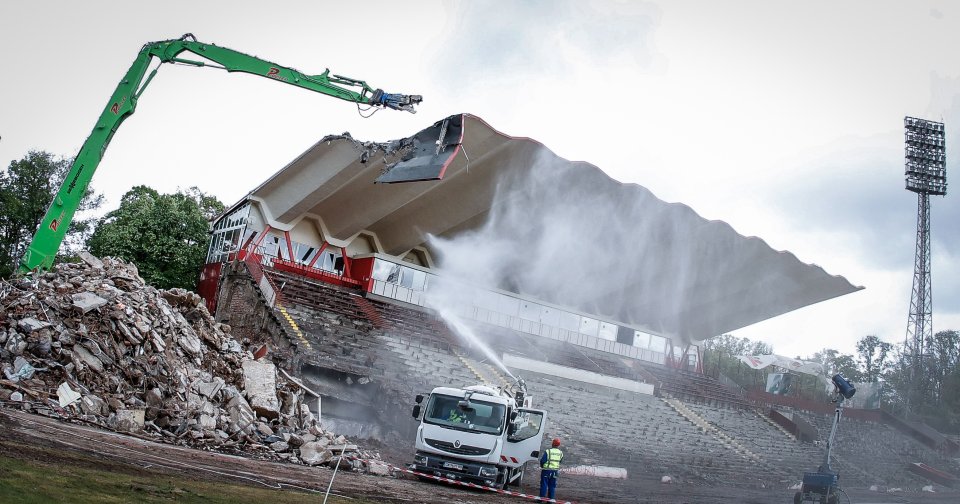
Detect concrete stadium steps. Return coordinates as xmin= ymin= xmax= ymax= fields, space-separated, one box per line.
xmin=792 ymin=410 xmax=954 ymax=488
xmin=266 ymin=268 xmax=373 ymax=324
xmin=681 ymin=401 xmax=819 ymax=479
xmin=379 ymin=334 xmax=479 ymax=388
xmin=365 ymin=297 xmax=458 ymax=349
xmin=283 ymin=303 xmax=382 ymax=376
xmin=639 ymin=364 xmax=750 ymax=407
xmin=519 ymin=371 xmax=771 ymax=486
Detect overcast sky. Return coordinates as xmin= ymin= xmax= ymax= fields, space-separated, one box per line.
xmin=1 ymin=1 xmax=958 ymax=359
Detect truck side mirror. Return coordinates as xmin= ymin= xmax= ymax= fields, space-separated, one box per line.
xmin=510 ymin=411 xmax=518 ymax=421
xmin=415 ymin=394 xmax=424 ymax=404
xmin=412 ymin=404 xmax=421 ymax=419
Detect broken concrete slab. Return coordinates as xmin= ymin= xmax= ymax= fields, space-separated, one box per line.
xmin=80 ymin=394 xmax=107 ymax=416
xmin=116 ymin=409 xmax=145 ymax=432
xmin=78 ymin=251 xmax=104 ymax=269
xmin=57 ymin=382 xmax=81 ymax=407
xmin=71 ymin=292 xmax=108 ymax=314
xmin=242 ymin=359 xmax=280 ymax=420
xmin=367 ymin=460 xmax=391 ymax=476
xmin=71 ymin=345 xmax=104 ymax=373
xmin=194 ymin=377 xmax=224 ymax=399
xmin=299 ymin=442 xmax=334 ymax=466
xmin=17 ymin=318 xmax=51 ymax=333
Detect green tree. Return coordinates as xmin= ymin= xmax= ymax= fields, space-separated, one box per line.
xmin=87 ymin=186 xmax=223 ymax=290
xmin=856 ymin=335 xmax=892 ymax=383
xmin=0 ymin=151 xmax=103 ymax=278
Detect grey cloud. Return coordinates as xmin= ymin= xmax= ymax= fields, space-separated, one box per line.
xmin=433 ymin=0 xmax=661 ymax=81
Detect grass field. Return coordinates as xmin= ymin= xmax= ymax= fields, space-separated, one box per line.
xmin=0 ymin=453 xmax=367 ymax=504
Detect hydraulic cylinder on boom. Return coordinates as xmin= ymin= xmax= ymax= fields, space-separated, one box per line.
xmin=18 ymin=33 xmax=421 ymax=274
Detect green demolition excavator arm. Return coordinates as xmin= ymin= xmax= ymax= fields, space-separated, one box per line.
xmin=18 ymin=33 xmax=421 ymax=274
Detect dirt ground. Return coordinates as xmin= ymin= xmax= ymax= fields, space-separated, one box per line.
xmin=1 ymin=407 xmax=957 ymax=504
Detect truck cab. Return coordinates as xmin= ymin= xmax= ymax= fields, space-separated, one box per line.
xmin=411 ymin=384 xmax=546 ymax=488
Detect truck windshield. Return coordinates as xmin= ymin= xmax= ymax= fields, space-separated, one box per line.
xmin=424 ymin=394 xmax=505 ymax=435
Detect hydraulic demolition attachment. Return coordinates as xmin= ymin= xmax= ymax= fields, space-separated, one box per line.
xmin=18 ymin=33 xmax=422 ymax=274
xmin=794 ymin=374 xmax=857 ymax=504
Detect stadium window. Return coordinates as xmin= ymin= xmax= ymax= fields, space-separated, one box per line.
xmin=411 ymin=269 xmax=427 ymax=291
xmin=263 ymin=236 xmax=280 ymax=258
xmin=372 ymin=259 xmax=394 ymax=281
xmin=399 ymin=267 xmax=415 ymax=288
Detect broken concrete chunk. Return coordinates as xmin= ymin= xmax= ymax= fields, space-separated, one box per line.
xmin=10 ymin=391 xmax=23 ymax=402
xmin=116 ymin=409 xmax=145 ymax=432
xmin=145 ymin=388 xmax=164 ymax=409
xmin=72 ymin=345 xmax=104 ymax=373
xmin=199 ymin=414 xmax=217 ymax=430
xmin=176 ymin=329 xmax=203 ymax=357
xmin=11 ymin=356 xmax=36 ymax=381
xmin=57 ymin=382 xmax=82 ymax=407
xmin=78 ymin=251 xmax=104 ymax=269
xmin=194 ymin=377 xmax=224 ymax=399
xmin=18 ymin=317 xmax=51 ymax=333
xmin=299 ymin=442 xmax=334 ymax=466
xmin=80 ymin=394 xmax=108 ymax=416
xmin=367 ymin=460 xmax=391 ymax=476
xmin=242 ymin=359 xmax=280 ymax=420
xmin=269 ymin=441 xmax=290 ymax=452
xmin=72 ymin=292 xmax=108 ymax=314
xmin=227 ymin=394 xmax=256 ymax=429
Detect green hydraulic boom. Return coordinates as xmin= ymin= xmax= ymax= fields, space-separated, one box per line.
xmin=18 ymin=33 xmax=421 ymax=274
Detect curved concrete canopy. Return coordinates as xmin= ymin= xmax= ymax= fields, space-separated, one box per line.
xmin=244 ymin=114 xmax=862 ymax=342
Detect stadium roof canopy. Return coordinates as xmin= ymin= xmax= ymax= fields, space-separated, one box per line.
xmin=243 ymin=113 xmax=862 ymax=343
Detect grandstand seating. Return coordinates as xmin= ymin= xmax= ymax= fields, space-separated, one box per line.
xmin=251 ymin=268 xmax=959 ymax=490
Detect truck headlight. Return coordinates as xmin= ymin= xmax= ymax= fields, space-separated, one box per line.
xmin=479 ymin=466 xmax=498 ymax=477
xmin=414 ymin=454 xmax=428 ymax=465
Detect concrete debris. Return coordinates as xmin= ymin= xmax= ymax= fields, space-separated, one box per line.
xmin=71 ymin=292 xmax=108 ymax=314
xmin=18 ymin=317 xmax=50 ymax=333
xmin=78 ymin=251 xmax=104 ymax=269
xmin=57 ymin=382 xmax=81 ymax=407
xmin=242 ymin=359 xmax=280 ymax=419
xmin=0 ymin=255 xmax=379 ymax=471
xmin=661 ymin=475 xmax=673 ymax=484
xmin=116 ymin=408 xmax=145 ymax=432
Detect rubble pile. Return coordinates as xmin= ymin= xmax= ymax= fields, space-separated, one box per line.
xmin=0 ymin=255 xmax=388 ymax=473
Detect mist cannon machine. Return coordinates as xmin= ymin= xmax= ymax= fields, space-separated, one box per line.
xmin=793 ymin=373 xmax=857 ymax=504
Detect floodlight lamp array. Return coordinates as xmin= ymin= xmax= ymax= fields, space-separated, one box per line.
xmin=904 ymin=116 xmax=947 ymax=195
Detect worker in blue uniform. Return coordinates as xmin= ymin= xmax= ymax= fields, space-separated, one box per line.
xmin=539 ymin=437 xmax=564 ymax=500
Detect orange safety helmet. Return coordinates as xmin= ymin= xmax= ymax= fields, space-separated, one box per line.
xmin=551 ymin=438 xmax=561 ymax=448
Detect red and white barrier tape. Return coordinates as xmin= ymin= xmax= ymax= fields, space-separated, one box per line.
xmin=344 ymin=455 xmax=578 ymax=504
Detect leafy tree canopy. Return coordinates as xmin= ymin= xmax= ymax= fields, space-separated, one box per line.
xmin=87 ymin=186 xmax=223 ymax=290
xmin=0 ymin=151 xmax=103 ymax=278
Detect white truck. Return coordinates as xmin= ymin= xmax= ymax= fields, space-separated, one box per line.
xmin=411 ymin=381 xmax=547 ymax=488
